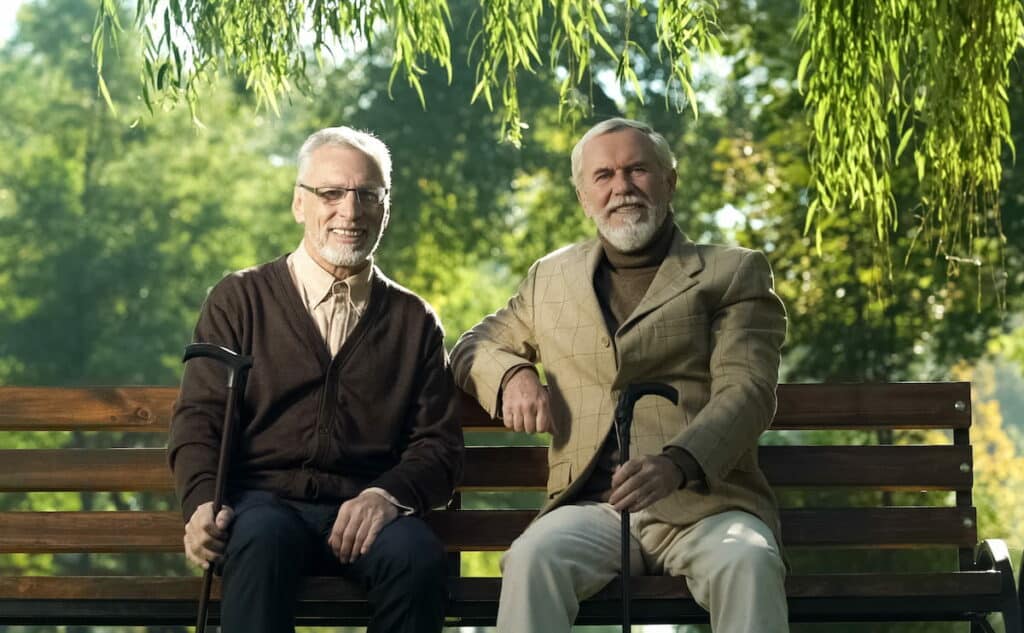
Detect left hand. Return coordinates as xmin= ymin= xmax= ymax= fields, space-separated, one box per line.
xmin=609 ymin=455 xmax=684 ymax=513
xmin=328 ymin=491 xmax=399 ymax=564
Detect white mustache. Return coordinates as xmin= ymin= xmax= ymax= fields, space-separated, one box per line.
xmin=605 ymin=196 xmax=651 ymax=214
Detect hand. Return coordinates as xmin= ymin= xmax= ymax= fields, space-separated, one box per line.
xmin=184 ymin=501 xmax=235 ymax=570
xmin=609 ymin=455 xmax=684 ymax=513
xmin=502 ymin=368 xmax=553 ymax=433
xmin=328 ymin=491 xmax=399 ymax=564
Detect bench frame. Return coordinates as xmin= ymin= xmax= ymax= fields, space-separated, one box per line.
xmin=0 ymin=382 xmax=1021 ymax=631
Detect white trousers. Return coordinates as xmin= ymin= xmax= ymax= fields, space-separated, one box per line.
xmin=496 ymin=503 xmax=789 ymax=633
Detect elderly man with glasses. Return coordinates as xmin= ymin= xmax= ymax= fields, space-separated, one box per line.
xmin=169 ymin=126 xmax=464 ymax=633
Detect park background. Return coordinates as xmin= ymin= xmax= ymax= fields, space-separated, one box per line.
xmin=1 ymin=0 xmax=1023 ymax=631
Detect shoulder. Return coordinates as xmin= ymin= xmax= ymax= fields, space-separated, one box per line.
xmin=373 ymin=268 xmax=444 ymax=332
xmin=204 ymin=255 xmax=289 ymax=308
xmin=531 ymin=237 xmax=598 ymax=274
xmin=691 ymin=242 xmax=771 ymax=274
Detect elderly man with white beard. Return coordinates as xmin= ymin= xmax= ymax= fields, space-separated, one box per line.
xmin=450 ymin=118 xmax=790 ymax=633
xmin=169 ymin=126 xmax=463 ymax=633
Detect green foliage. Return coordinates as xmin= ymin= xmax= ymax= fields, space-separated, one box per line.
xmin=797 ymin=0 xmax=1024 ymax=289
xmin=93 ymin=0 xmax=718 ymax=148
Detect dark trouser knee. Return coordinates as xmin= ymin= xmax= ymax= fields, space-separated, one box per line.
xmin=220 ymin=494 xmax=313 ymax=633
xmin=353 ymin=517 xmax=447 ymax=633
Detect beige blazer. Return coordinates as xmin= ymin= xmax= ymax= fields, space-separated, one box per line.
xmin=451 ymin=227 xmax=787 ymax=546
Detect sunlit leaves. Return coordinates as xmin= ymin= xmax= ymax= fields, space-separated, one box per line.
xmin=797 ymin=0 xmax=1023 ymax=298
xmin=94 ymin=1 xmax=718 ymax=146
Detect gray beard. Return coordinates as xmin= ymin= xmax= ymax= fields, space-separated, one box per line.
xmin=317 ymin=227 xmax=383 ymax=268
xmin=596 ymin=204 xmax=668 ymax=253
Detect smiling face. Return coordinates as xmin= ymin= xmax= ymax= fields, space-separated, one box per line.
xmin=292 ymin=144 xmax=389 ymax=277
xmin=575 ymin=128 xmax=677 ymax=252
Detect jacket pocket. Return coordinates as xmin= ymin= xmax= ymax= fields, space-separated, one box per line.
xmin=546 ymin=460 xmax=573 ymax=499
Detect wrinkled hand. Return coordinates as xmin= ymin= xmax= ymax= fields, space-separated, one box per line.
xmin=609 ymin=455 xmax=684 ymax=513
xmin=328 ymin=491 xmax=399 ymax=564
xmin=184 ymin=501 xmax=235 ymax=570
xmin=502 ymin=368 xmax=552 ymax=433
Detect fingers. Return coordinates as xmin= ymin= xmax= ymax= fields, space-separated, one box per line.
xmin=501 ymin=370 xmax=552 ymax=433
xmin=329 ymin=495 xmax=397 ymax=563
xmin=184 ymin=502 xmax=234 ymax=570
xmin=609 ymin=458 xmax=670 ymax=513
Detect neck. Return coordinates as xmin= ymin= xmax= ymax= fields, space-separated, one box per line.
xmin=303 ymin=240 xmax=369 ymax=280
xmin=599 ymin=213 xmax=675 ymax=270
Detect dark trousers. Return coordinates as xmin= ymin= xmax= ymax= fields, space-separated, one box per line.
xmin=219 ymin=490 xmax=447 ymax=633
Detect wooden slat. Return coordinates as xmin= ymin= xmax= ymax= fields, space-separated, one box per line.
xmin=0 ymin=449 xmax=172 ymax=492
xmin=0 ymin=507 xmax=978 ymax=553
xmin=0 ymin=571 xmax=1002 ymax=601
xmin=0 ymin=387 xmax=175 ymax=432
xmin=759 ymin=445 xmax=972 ymax=489
xmin=0 ymin=445 xmax=972 ymax=492
xmin=0 ymin=383 xmax=971 ymax=432
xmin=771 ymin=382 xmax=971 ymax=430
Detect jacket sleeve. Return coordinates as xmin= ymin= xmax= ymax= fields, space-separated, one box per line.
xmin=664 ymin=250 xmax=787 ymax=482
xmin=368 ymin=318 xmax=465 ymax=514
xmin=449 ymin=261 xmax=542 ymax=417
xmin=167 ymin=281 xmax=244 ymax=523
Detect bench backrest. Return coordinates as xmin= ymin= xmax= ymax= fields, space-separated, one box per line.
xmin=0 ymin=383 xmax=976 ymax=571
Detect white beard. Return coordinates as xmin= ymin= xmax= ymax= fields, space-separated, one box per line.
xmin=316 ymin=223 xmax=384 ymax=267
xmin=594 ymin=201 xmax=668 ymax=253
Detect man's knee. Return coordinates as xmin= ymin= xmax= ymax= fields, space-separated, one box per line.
xmin=371 ymin=518 xmax=446 ymax=587
xmin=709 ymin=522 xmax=784 ymax=581
xmin=224 ymin=503 xmax=308 ymax=568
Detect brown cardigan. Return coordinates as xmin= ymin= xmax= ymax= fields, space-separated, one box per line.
xmin=169 ymin=255 xmax=464 ymax=522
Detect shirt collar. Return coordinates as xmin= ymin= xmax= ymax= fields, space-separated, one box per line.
xmin=288 ymin=241 xmax=374 ymax=311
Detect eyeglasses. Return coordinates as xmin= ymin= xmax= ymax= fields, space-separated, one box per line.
xmin=297 ymin=183 xmax=388 ymax=207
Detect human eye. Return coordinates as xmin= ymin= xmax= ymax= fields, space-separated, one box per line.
xmin=357 ymin=188 xmax=382 ymax=204
xmin=593 ymin=170 xmax=612 ymax=182
xmin=319 ymin=188 xmax=346 ymax=203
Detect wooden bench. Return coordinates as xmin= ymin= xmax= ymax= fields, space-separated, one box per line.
xmin=0 ymin=382 xmax=1020 ymax=630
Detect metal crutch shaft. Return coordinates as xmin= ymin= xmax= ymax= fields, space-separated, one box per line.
xmin=613 ymin=382 xmax=679 ymax=633
xmin=182 ymin=343 xmax=253 ymax=633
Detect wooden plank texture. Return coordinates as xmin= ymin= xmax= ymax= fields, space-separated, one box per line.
xmin=0 ymin=383 xmax=971 ymax=432
xmin=0 ymin=571 xmax=1002 ymax=601
xmin=0 ymin=445 xmax=973 ymax=492
xmin=0 ymin=507 xmax=978 ymax=553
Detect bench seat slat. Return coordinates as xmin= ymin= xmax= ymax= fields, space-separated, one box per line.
xmin=0 ymin=445 xmax=973 ymax=492
xmin=0 ymin=572 xmax=1002 ymax=601
xmin=0 ymin=383 xmax=971 ymax=432
xmin=0 ymin=507 xmax=978 ymax=552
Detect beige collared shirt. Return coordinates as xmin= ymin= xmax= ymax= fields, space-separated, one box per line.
xmin=286 ymin=240 xmax=412 ymax=515
xmin=287 ymin=243 xmax=373 ymax=357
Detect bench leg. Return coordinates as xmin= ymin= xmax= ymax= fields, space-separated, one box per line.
xmin=975 ymin=539 xmax=1022 ymax=633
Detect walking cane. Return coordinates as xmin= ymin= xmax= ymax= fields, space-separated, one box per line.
xmin=613 ymin=382 xmax=679 ymax=633
xmin=182 ymin=343 xmax=253 ymax=633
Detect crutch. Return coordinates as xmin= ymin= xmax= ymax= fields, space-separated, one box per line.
xmin=182 ymin=343 xmax=253 ymax=633
xmin=613 ymin=382 xmax=679 ymax=633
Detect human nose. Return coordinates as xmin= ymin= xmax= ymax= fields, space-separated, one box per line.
xmin=332 ymin=193 xmax=362 ymax=219
xmin=610 ymin=169 xmax=636 ymax=195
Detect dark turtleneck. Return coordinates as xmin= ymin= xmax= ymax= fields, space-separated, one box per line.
xmin=577 ymin=212 xmax=704 ymax=502
xmin=594 ymin=212 xmax=676 ymax=334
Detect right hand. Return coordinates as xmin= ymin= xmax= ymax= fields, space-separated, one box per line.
xmin=502 ymin=368 xmax=553 ymax=433
xmin=184 ymin=501 xmax=235 ymax=570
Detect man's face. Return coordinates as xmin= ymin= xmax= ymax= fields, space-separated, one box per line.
xmin=292 ymin=145 xmax=389 ymax=274
xmin=576 ymin=128 xmax=677 ymax=252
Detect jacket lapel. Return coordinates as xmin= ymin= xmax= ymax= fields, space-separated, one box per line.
xmin=620 ymin=229 xmax=704 ymax=331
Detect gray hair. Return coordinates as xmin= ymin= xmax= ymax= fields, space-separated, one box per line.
xmin=296 ymin=126 xmax=393 ymax=205
xmin=570 ymin=118 xmax=676 ymax=187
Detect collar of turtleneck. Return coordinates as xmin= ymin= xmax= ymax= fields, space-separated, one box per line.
xmin=598 ymin=211 xmax=676 ymax=271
